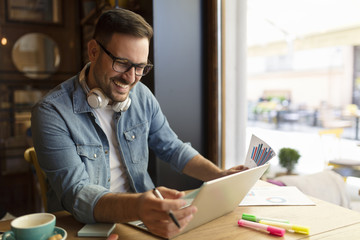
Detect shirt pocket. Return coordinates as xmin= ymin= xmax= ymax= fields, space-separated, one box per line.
xmin=76 ymin=144 xmax=103 ymax=161
xmin=76 ymin=145 xmax=104 ymax=185
xmin=124 ymin=122 xmax=149 ymax=164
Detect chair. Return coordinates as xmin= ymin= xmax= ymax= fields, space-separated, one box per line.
xmin=274 ymin=170 xmax=351 ymax=208
xmin=318 ymin=105 xmax=353 ymax=129
xmin=24 ymin=147 xmax=48 ymax=212
xmin=273 ymin=170 xmax=360 ymax=212
xmin=346 ymin=176 xmax=360 ymax=212
xmin=318 ymin=128 xmax=360 ymax=177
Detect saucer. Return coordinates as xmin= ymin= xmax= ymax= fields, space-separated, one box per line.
xmin=53 ymin=226 xmax=67 ymax=240
xmin=2 ymin=226 xmax=67 ymax=240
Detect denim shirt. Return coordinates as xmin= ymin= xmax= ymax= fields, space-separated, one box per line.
xmin=31 ymin=75 xmax=199 ymax=223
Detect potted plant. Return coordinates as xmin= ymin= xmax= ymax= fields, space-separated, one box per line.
xmin=278 ymin=147 xmax=301 ymax=174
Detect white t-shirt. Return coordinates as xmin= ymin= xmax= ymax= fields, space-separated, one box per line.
xmin=93 ymin=106 xmax=130 ymax=192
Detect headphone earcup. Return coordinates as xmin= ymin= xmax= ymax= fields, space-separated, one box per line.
xmin=112 ymin=97 xmax=131 ymax=112
xmin=79 ymin=65 xmax=131 ymax=112
xmin=87 ymin=88 xmax=109 ymax=109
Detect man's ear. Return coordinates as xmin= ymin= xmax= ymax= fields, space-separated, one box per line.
xmin=88 ymin=39 xmax=99 ymax=61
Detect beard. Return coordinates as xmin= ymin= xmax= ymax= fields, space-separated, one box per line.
xmin=97 ymin=77 xmax=130 ymax=103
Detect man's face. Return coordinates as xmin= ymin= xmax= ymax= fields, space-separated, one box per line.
xmin=90 ymin=33 xmax=149 ymax=103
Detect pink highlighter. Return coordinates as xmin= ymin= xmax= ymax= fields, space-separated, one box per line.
xmin=238 ymin=219 xmax=285 ymax=237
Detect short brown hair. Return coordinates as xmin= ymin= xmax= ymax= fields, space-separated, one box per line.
xmin=93 ymin=8 xmax=153 ymax=45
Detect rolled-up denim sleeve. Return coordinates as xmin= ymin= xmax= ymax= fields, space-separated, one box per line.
xmin=147 ymin=94 xmax=199 ymax=172
xmin=31 ymin=101 xmax=109 ymax=223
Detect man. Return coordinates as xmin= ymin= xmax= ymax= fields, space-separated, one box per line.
xmin=31 ymin=8 xmax=245 ymax=238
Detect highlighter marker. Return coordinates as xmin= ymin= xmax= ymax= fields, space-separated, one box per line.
xmin=238 ymin=219 xmax=285 ymax=237
xmin=259 ymin=220 xmax=310 ymax=235
xmin=242 ymin=213 xmax=290 ymax=223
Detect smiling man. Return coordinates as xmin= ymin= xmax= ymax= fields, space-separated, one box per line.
xmin=31 ymin=8 xmax=246 ymax=239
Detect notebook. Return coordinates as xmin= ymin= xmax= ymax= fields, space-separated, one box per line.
xmin=128 ymin=163 xmax=269 ymax=238
xmin=77 ymin=223 xmax=116 ymax=237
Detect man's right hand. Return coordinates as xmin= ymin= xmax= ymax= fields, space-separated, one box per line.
xmin=137 ymin=186 xmax=197 ymax=239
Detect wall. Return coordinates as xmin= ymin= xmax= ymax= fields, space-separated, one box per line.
xmin=0 ymin=0 xmax=81 ymax=82
xmin=152 ymin=0 xmax=203 ymax=190
xmin=0 ymin=0 xmax=81 ymax=215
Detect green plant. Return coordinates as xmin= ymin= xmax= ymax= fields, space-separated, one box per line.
xmin=278 ymin=148 xmax=301 ymax=174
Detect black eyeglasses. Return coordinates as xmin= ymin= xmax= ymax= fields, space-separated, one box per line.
xmin=96 ymin=40 xmax=153 ymax=76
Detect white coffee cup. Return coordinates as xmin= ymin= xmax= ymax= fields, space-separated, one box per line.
xmin=3 ymin=213 xmax=56 ymax=240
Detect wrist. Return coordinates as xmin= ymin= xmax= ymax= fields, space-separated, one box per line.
xmin=94 ymin=192 xmax=142 ymax=223
xmin=134 ymin=192 xmax=144 ymax=220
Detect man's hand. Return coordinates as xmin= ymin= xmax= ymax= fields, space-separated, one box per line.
xmin=107 ymin=234 xmax=118 ymax=240
xmin=137 ymin=187 xmax=197 ymax=239
xmin=183 ymin=154 xmax=248 ymax=182
xmin=219 ymin=165 xmax=248 ymax=178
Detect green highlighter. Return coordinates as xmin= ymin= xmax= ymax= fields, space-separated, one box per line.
xmin=242 ymin=213 xmax=290 ymax=223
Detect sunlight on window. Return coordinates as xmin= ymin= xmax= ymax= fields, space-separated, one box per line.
xmin=246 ymin=0 xmax=360 ymax=136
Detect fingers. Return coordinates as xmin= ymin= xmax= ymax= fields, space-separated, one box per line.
xmin=137 ymin=188 xmax=197 ymax=239
xmin=146 ymin=206 xmax=197 ymax=239
xmin=236 ymin=165 xmax=249 ymax=171
xmin=174 ymin=205 xmax=197 ymax=222
xmin=145 ymin=201 xmax=197 ymax=224
xmin=227 ymin=165 xmax=248 ymax=174
xmin=140 ymin=191 xmax=188 ymax=222
xmin=152 ymin=187 xmax=187 ymax=213
xmin=156 ymin=186 xmax=185 ymax=199
xmin=106 ymin=233 xmax=118 ymax=240
xmin=230 ymin=165 xmax=248 ymax=171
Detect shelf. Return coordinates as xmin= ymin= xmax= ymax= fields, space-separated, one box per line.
xmin=81 ymin=1 xmax=110 ymax=26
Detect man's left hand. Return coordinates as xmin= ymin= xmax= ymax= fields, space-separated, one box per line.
xmin=220 ymin=165 xmax=248 ymax=178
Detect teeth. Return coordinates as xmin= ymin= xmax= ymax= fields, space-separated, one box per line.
xmin=113 ymin=80 xmax=128 ymax=89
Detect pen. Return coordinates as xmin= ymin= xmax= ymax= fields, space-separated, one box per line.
xmin=242 ymin=213 xmax=290 ymax=223
xmin=259 ymin=220 xmax=310 ymax=235
xmin=238 ymin=219 xmax=285 ymax=237
xmin=153 ymin=188 xmax=181 ymax=229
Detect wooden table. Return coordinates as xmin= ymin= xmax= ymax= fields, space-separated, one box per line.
xmin=1 ymin=181 xmax=360 ymax=239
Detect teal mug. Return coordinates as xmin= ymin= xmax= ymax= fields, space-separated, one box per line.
xmin=3 ymin=213 xmax=56 ymax=240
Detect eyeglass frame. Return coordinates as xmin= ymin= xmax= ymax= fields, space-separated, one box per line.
xmin=96 ymin=40 xmax=153 ymax=76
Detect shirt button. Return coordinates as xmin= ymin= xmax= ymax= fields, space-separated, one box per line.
xmin=108 ymin=178 xmax=110 ymax=182
xmin=132 ymin=135 xmax=135 ymax=139
xmin=105 ymin=150 xmax=108 ymax=154
xmin=94 ymin=153 xmax=97 ymax=158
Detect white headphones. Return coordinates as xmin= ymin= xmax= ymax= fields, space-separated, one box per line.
xmin=79 ymin=63 xmax=131 ymax=112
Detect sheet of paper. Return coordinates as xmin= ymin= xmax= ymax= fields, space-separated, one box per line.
xmin=239 ymin=186 xmax=315 ymax=206
xmin=245 ymin=134 xmax=276 ymax=168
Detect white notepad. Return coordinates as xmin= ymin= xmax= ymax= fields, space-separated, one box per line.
xmin=77 ymin=223 xmax=116 ymax=237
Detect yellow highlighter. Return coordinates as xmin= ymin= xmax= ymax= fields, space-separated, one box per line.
xmin=259 ymin=220 xmax=310 ymax=235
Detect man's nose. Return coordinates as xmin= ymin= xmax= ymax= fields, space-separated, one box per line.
xmin=122 ymin=67 xmax=136 ymax=83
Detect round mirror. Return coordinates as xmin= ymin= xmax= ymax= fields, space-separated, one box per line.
xmin=12 ymin=33 xmax=60 ymax=79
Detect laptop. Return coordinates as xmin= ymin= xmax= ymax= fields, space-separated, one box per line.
xmin=128 ymin=163 xmax=269 ymax=238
